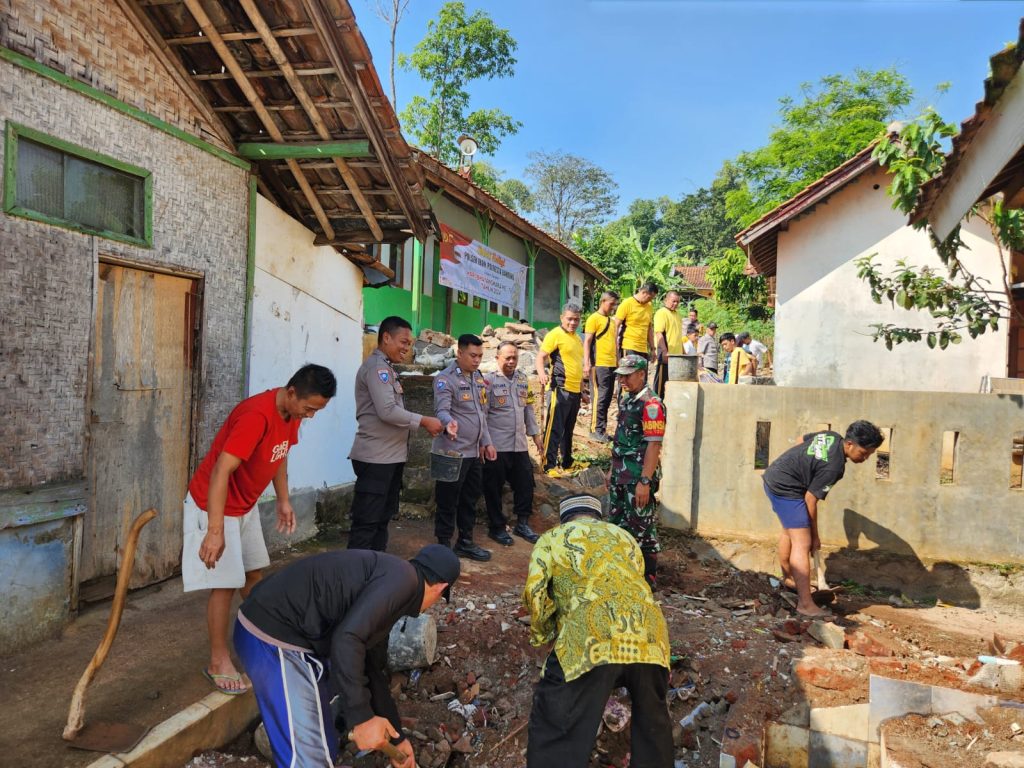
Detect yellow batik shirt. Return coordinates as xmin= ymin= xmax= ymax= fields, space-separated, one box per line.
xmin=523 ymin=517 xmax=670 ymax=682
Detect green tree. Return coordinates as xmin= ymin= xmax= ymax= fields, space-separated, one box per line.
xmin=470 ymin=161 xmax=534 ymax=214
xmin=525 ymin=150 xmax=619 ymax=243
xmin=399 ymin=2 xmax=520 ymax=166
xmin=574 ymin=225 xmax=684 ymax=299
xmin=726 ymin=68 xmax=914 ymax=228
xmin=662 ymin=168 xmax=740 ymax=263
xmin=705 ymin=248 xmax=771 ymax=319
xmin=857 ymin=109 xmax=1024 ymax=349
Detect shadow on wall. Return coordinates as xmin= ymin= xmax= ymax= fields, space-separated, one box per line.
xmin=824 ymin=508 xmax=980 ymax=608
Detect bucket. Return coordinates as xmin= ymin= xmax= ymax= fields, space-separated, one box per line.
xmin=667 ymin=354 xmax=699 ymax=382
xmin=430 ymin=450 xmax=463 ymax=482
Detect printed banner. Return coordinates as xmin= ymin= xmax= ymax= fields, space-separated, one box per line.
xmin=438 ymin=223 xmax=528 ymax=313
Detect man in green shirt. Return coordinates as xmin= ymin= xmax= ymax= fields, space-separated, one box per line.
xmin=524 ymin=494 xmax=672 ymax=768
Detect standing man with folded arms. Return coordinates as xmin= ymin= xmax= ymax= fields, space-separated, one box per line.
xmin=536 ymin=303 xmax=585 ymax=476
xmin=183 ymin=364 xmax=336 ymax=694
xmin=348 ymin=316 xmax=445 ymax=552
xmin=615 ymin=282 xmax=659 ymax=361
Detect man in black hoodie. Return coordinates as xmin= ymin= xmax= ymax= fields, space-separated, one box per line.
xmin=234 ymin=544 xmax=460 ymax=767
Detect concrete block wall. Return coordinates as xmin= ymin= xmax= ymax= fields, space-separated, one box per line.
xmin=1 ymin=0 xmax=226 ymax=148
xmin=660 ymin=382 xmax=1024 ymax=565
xmin=0 ymin=60 xmax=249 ymax=488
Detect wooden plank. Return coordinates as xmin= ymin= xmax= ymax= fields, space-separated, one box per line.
xmin=166 ymin=27 xmax=315 ymax=45
xmin=85 ymin=266 xmax=196 ymax=590
xmin=182 ymin=0 xmax=335 ymax=241
xmin=212 ymin=101 xmax=352 ymax=112
xmin=193 ymin=66 xmax=334 ymax=80
xmin=237 ymin=139 xmax=371 ymax=159
xmin=237 ymin=0 xmax=384 ymax=241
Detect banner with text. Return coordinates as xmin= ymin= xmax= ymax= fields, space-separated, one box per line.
xmin=438 ymin=223 xmax=528 ymax=313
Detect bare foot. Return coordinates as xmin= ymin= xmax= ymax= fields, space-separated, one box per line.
xmin=780 ymin=577 xmax=797 ymax=592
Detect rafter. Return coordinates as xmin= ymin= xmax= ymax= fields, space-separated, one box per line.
xmin=237 ymin=0 xmax=385 ymax=241
xmin=192 ymin=66 xmax=334 ymax=81
xmin=181 ymin=0 xmax=334 ymax=241
xmin=167 ymin=27 xmax=315 ymax=45
xmin=212 ymin=101 xmax=352 ymax=112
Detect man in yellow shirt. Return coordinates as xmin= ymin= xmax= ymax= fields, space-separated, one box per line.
xmin=615 ymin=282 xmax=659 ymax=360
xmin=536 ymin=303 xmax=584 ymax=475
xmin=652 ymin=289 xmax=683 ymax=398
xmin=582 ymin=290 xmax=620 ymax=442
xmin=524 ymin=494 xmax=672 ymax=768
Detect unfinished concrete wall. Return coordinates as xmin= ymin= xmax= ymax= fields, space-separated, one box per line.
xmin=250 ymin=195 xmax=361 ymax=547
xmin=660 ymin=382 xmax=1024 ymax=595
xmin=774 ymin=163 xmax=1006 ymax=393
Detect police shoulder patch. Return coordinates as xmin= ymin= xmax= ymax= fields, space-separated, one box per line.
xmin=436 ymin=378 xmax=446 ymax=390
xmin=377 ymin=369 xmax=390 ymax=384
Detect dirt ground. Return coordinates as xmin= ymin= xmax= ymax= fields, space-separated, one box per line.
xmin=6 ymin=417 xmax=1024 ymax=768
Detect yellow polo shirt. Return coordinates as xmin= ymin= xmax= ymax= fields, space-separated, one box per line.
xmin=540 ymin=326 xmax=584 ymax=393
xmin=616 ymin=297 xmax=653 ymax=353
xmin=653 ymin=307 xmax=683 ymax=355
xmin=584 ymin=312 xmax=618 ymax=368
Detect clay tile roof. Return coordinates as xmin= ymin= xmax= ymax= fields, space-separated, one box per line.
xmin=674 ymin=265 xmax=712 ymax=292
xmin=913 ymin=19 xmax=1024 ymax=227
xmin=734 ymin=141 xmax=882 ymax=277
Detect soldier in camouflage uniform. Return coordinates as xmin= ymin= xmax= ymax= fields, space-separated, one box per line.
xmin=607 ymin=354 xmax=666 ymax=587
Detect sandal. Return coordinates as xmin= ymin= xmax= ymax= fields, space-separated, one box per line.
xmin=204 ymin=668 xmax=249 ymax=695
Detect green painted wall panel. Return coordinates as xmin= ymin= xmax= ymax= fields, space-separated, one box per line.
xmin=363 ymin=286 xmax=413 ymax=325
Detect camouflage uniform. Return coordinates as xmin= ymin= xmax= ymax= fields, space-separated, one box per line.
xmin=609 ymin=384 xmax=666 ymax=554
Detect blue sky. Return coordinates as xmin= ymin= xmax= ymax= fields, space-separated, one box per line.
xmin=357 ymin=1 xmax=1023 ymax=216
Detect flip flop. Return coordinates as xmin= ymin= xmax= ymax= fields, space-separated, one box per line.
xmin=204 ymin=668 xmax=249 ymax=695
xmin=795 ymin=606 xmax=832 ymax=619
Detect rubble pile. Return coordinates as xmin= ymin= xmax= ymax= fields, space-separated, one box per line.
xmin=479 ymin=322 xmax=543 ymax=375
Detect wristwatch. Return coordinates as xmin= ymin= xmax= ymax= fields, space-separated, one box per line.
xmin=638 ymin=476 xmax=652 ymax=486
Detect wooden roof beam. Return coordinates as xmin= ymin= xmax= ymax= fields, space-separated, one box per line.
xmin=167 ymin=27 xmax=316 ymax=45
xmin=193 ymin=66 xmax=334 ymax=81
xmin=181 ymin=0 xmax=334 ymax=241
xmin=302 ymin=0 xmax=428 ymax=240
xmin=238 ymin=0 xmax=385 ymax=242
xmin=212 ymin=100 xmax=352 ymax=112
xmin=237 ymin=140 xmax=371 ymax=159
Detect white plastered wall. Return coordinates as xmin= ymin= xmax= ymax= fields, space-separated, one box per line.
xmin=773 ymin=164 xmax=1007 ymax=393
xmin=250 ymin=194 xmax=363 ymax=491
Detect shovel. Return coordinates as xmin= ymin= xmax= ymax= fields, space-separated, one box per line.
xmin=810 ymin=550 xmax=844 ymax=607
xmin=63 ymin=508 xmax=158 ymax=752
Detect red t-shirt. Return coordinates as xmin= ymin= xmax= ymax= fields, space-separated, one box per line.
xmin=188 ymin=389 xmax=301 ymax=516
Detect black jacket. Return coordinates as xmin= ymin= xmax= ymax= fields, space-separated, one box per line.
xmin=240 ymin=550 xmax=424 ymax=731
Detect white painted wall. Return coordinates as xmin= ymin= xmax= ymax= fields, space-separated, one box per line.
xmin=250 ymin=195 xmax=363 ymax=491
xmin=568 ymin=265 xmax=585 ymax=304
xmin=774 ymin=164 xmax=1007 ymax=393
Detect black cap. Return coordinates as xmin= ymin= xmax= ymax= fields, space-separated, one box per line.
xmin=410 ymin=544 xmax=461 ymax=603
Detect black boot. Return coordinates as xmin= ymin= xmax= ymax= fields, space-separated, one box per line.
xmin=643 ymin=552 xmax=658 ymax=590
xmin=454 ymin=540 xmax=492 ymax=561
xmin=513 ymin=520 xmax=540 ymax=543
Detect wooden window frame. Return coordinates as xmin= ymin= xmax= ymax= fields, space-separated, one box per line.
xmin=3 ymin=121 xmax=153 ymax=247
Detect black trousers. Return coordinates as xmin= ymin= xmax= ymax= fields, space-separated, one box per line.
xmin=652 ymin=358 xmax=668 ymax=399
xmin=347 ymin=460 xmax=404 ymax=551
xmin=434 ymin=457 xmax=482 ymax=543
xmin=482 ymin=451 xmax=534 ymax=533
xmin=542 ymin=387 xmax=581 ymax=470
xmin=527 ymin=654 xmax=673 ymax=768
xmin=589 ymin=366 xmax=616 ymax=435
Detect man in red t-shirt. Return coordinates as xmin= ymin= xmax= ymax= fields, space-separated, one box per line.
xmin=183 ymin=364 xmax=336 ymax=694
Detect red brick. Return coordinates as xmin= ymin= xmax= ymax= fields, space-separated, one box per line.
xmin=793 ymin=656 xmax=866 ymax=691
xmin=847 ymin=630 xmax=895 ymax=657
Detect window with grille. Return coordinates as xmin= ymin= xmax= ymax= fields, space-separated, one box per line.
xmin=4 ymin=122 xmax=152 ymax=246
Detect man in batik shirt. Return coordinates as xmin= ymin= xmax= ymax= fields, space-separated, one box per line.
xmin=607 ymin=354 xmax=666 ymax=587
xmin=523 ymin=494 xmax=672 ymax=768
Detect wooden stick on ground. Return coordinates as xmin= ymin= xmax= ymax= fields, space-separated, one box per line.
xmin=63 ymin=508 xmax=158 ymax=740
xmin=487 ymin=719 xmax=529 ymax=755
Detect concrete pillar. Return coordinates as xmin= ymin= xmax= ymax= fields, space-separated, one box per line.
xmin=659 ymin=381 xmax=700 ymax=530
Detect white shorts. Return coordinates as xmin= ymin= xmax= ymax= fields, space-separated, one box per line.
xmin=181 ymin=492 xmax=270 ymax=592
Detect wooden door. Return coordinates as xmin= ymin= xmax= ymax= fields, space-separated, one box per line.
xmin=84 ymin=263 xmax=198 ymax=594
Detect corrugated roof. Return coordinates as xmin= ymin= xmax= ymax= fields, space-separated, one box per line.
xmin=913 ymin=19 xmax=1024 ymax=226
xmin=734 ymin=142 xmax=881 ymax=276
xmin=413 ymin=150 xmax=608 ymax=282
xmin=674 ymin=265 xmax=712 ymax=292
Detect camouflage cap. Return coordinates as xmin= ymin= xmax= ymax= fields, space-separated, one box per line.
xmin=614 ymin=354 xmax=648 ymax=375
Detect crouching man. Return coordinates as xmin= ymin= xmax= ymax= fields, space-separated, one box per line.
xmin=524 ymin=494 xmax=673 ymax=768
xmin=234 ymin=544 xmax=460 ymax=767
